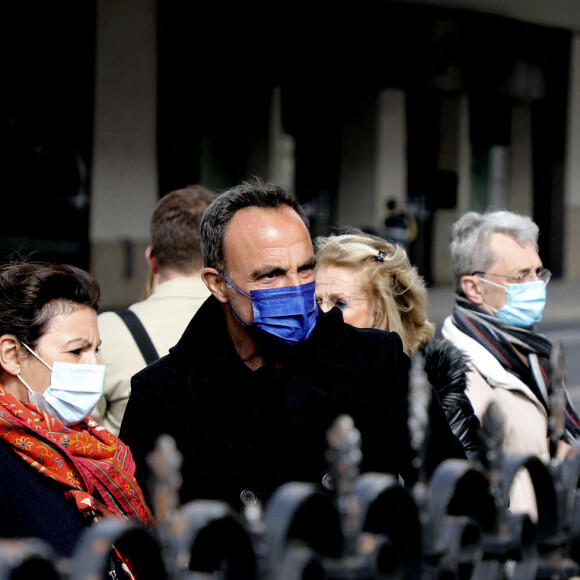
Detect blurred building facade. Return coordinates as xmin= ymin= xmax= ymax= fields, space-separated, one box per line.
xmin=4 ymin=1 xmax=580 ymax=307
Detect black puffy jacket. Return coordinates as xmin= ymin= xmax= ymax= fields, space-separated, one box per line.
xmin=422 ymin=339 xmax=486 ymax=464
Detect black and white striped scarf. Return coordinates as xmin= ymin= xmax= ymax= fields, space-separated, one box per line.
xmin=452 ymin=294 xmax=580 ymax=441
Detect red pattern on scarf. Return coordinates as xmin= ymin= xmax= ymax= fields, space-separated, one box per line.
xmin=0 ymin=385 xmax=153 ymax=526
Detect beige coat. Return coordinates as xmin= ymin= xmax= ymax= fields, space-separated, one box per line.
xmin=441 ymin=316 xmax=549 ymax=517
xmin=94 ymin=277 xmax=211 ymax=434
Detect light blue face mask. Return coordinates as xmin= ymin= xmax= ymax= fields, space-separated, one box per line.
xmin=219 ymin=274 xmax=318 ymax=345
xmin=17 ymin=343 xmax=105 ymax=425
xmin=479 ymin=278 xmax=547 ymax=328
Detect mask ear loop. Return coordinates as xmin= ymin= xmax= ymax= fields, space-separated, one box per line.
xmin=216 ymin=272 xmax=253 ymax=300
xmin=216 ymin=272 xmax=255 ymax=327
xmin=476 ymin=276 xmax=504 ymax=315
xmin=16 ymin=343 xmax=51 ymax=401
xmin=16 ymin=373 xmax=34 ymax=391
xmin=20 ymin=342 xmax=53 ymax=371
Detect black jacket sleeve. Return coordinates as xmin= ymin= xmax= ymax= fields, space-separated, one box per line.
xmin=119 ymin=362 xmax=167 ymax=503
xmin=422 ymin=339 xmax=486 ymax=464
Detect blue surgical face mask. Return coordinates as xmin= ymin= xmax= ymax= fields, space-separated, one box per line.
xmin=17 ymin=343 xmax=105 ymax=425
xmin=479 ymin=278 xmax=547 ymax=328
xmin=219 ymin=274 xmax=318 ymax=345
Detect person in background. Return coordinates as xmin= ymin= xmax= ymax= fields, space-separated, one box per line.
xmin=119 ymin=179 xmax=465 ymax=509
xmin=95 ymin=185 xmax=216 ymax=434
xmin=441 ymin=209 xmax=580 ymax=513
xmin=315 ymin=231 xmax=485 ymax=463
xmin=0 ymin=262 xmax=152 ymax=562
xmin=383 ymin=198 xmax=417 ymax=253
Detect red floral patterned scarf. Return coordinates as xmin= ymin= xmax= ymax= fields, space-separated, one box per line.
xmin=0 ymin=384 xmax=153 ymax=526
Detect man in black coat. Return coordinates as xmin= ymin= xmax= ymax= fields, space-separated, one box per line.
xmin=119 ymin=180 xmax=464 ymax=509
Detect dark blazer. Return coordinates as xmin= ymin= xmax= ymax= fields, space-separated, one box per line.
xmin=120 ymin=296 xmax=464 ymax=508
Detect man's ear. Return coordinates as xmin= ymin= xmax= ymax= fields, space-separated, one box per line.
xmin=145 ymin=246 xmax=159 ymax=275
xmin=461 ymin=275 xmax=485 ymax=306
xmin=0 ymin=335 xmax=24 ymax=377
xmin=202 ymin=268 xmax=229 ymax=303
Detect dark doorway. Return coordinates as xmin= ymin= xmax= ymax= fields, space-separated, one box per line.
xmin=3 ymin=3 xmax=96 ymax=268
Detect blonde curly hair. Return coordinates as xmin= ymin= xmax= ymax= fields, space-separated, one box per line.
xmin=315 ymin=232 xmax=435 ymax=355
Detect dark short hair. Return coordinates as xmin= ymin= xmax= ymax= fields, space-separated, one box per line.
xmin=151 ymin=185 xmax=216 ymax=274
xmin=0 ymin=262 xmax=101 ymax=348
xmin=200 ymin=179 xmax=310 ymax=273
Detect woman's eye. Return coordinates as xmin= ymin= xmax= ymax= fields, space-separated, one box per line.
xmin=335 ymin=299 xmax=349 ymax=310
xmin=70 ymin=348 xmax=82 ymax=356
xmin=315 ymin=297 xmax=323 ymax=306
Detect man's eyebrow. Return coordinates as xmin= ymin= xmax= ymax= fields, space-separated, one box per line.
xmin=250 ymin=257 xmax=316 ymax=279
xmin=298 ymin=257 xmax=317 ymax=271
xmin=512 ymin=265 xmax=538 ymax=275
xmin=250 ymin=265 xmax=286 ymax=279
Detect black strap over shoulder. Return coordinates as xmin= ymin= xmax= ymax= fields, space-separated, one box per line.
xmin=116 ymin=310 xmax=160 ymax=365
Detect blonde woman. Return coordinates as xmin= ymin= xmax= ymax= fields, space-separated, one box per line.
xmin=315 ymin=232 xmax=485 ymax=463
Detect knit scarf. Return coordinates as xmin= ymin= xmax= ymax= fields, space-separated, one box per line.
xmin=452 ymin=295 xmax=580 ymax=441
xmin=0 ymin=384 xmax=153 ymax=526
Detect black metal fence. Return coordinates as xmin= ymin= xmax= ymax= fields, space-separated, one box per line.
xmin=2 ymin=344 xmax=580 ymax=579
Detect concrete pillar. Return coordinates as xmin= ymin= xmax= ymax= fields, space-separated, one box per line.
xmin=510 ymin=102 xmax=533 ymax=217
xmin=336 ymin=93 xmax=378 ymax=230
xmin=375 ymin=89 xmax=407 ymax=228
xmin=488 ymin=145 xmax=510 ymax=210
xmin=565 ymin=34 xmax=580 ymax=280
xmin=432 ymin=95 xmax=470 ymax=285
xmin=267 ymin=87 xmax=296 ymax=195
xmin=90 ymin=0 xmax=158 ymax=308
xmin=337 ymin=89 xmax=406 ymax=232
xmin=457 ymin=95 xmax=472 ymax=216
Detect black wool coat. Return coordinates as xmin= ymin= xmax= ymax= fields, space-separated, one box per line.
xmin=0 ymin=439 xmax=87 ymax=556
xmin=120 ymin=296 xmax=464 ymax=509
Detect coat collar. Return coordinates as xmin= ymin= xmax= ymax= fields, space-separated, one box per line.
xmin=170 ymin=296 xmax=372 ymax=380
xmin=441 ymin=316 xmax=544 ymax=407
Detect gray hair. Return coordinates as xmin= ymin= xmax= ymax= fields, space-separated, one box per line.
xmin=449 ymin=210 xmax=539 ymax=291
xmin=200 ymin=178 xmax=310 ymax=274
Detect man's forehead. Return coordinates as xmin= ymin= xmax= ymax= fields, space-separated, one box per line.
xmin=489 ymin=231 xmax=540 ymax=267
xmin=489 ymin=231 xmax=536 ymax=251
xmin=225 ymin=205 xmax=310 ymax=246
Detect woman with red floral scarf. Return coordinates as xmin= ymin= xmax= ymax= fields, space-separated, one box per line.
xmin=0 ymin=262 xmax=153 ymax=568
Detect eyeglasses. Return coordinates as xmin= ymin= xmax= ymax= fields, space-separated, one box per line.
xmin=315 ymin=296 xmax=367 ymax=311
xmin=472 ymin=267 xmax=552 ymax=285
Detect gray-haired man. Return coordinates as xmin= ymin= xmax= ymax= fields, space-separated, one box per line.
xmin=441 ymin=209 xmax=580 ymax=512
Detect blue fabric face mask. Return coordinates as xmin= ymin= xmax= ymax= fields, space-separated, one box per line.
xmin=220 ymin=274 xmax=318 ymax=345
xmin=17 ymin=343 xmax=105 ymax=425
xmin=480 ymin=278 xmax=547 ymax=328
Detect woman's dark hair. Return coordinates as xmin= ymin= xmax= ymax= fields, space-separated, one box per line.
xmin=0 ymin=262 xmax=101 ymax=348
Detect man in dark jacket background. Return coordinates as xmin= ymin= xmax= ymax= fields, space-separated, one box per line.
xmin=119 ymin=179 xmax=464 ymax=509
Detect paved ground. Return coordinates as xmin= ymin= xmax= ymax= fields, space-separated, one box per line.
xmin=426 ymin=279 xmax=580 ymax=329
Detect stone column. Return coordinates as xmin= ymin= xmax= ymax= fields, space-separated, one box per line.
xmin=90 ymin=0 xmax=158 ymax=308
